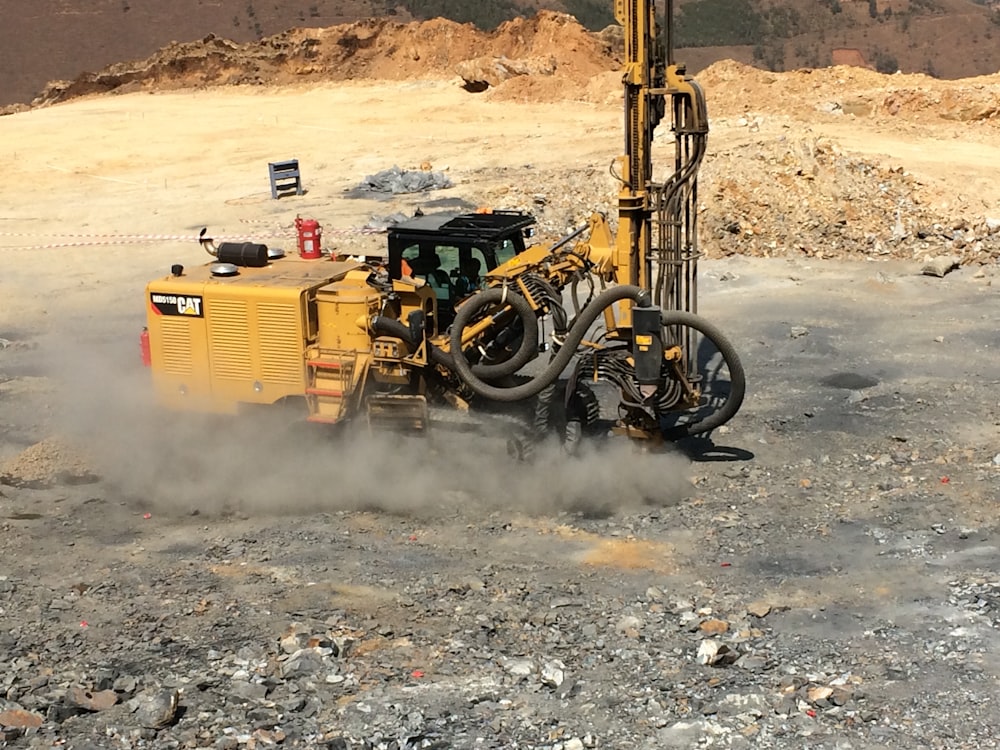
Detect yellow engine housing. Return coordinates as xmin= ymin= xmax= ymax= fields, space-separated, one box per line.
xmin=146 ymin=255 xmax=435 ymax=420
xmin=145 ymin=257 xmax=361 ymax=413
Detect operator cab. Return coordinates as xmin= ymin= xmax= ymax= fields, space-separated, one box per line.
xmin=387 ymin=210 xmax=536 ymax=328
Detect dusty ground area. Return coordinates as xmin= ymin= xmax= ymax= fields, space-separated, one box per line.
xmin=1 ymin=32 xmax=1000 ymax=750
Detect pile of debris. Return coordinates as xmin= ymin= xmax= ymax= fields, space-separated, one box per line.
xmin=0 ymin=438 xmax=97 ymax=489
xmin=701 ymin=134 xmax=1000 ymax=264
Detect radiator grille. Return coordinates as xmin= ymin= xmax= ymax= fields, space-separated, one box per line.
xmin=159 ymin=318 xmax=192 ymax=376
xmin=257 ymin=302 xmax=302 ymax=384
xmin=208 ymin=299 xmax=252 ymax=380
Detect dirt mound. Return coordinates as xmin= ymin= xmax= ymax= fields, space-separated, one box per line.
xmin=7 ymin=13 xmax=1000 ymax=265
xmin=699 ymin=59 xmax=1000 ymax=126
xmin=0 ymin=438 xmax=98 ymax=489
xmin=26 ymin=11 xmax=618 ymax=109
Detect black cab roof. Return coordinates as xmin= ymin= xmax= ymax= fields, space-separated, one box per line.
xmin=387 ymin=210 xmax=536 ymax=243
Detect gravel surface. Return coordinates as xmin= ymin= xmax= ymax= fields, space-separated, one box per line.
xmin=1 ymin=256 xmax=998 ymax=749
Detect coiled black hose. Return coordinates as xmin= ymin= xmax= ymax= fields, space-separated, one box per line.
xmin=370 ymin=306 xmax=538 ymax=381
xmin=657 ymin=310 xmax=746 ymax=438
xmin=448 ymin=285 xmax=650 ymax=402
xmin=375 ymin=290 xmax=746 ymax=436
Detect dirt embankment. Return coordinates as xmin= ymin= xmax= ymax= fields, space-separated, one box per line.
xmin=9 ymin=11 xmax=616 ymax=112
xmin=698 ymin=59 xmax=1000 ymax=126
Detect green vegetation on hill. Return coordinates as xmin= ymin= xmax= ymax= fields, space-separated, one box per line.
xmin=398 ymin=0 xmax=614 ymax=29
xmin=674 ymin=0 xmax=764 ymax=45
xmin=398 ymin=0 xmax=522 ymax=29
xmin=561 ymin=0 xmax=616 ymax=28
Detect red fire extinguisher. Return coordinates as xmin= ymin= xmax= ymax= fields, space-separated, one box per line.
xmin=295 ymin=216 xmax=322 ymax=259
xmin=140 ymin=327 xmax=151 ymax=367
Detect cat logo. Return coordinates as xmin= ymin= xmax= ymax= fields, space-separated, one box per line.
xmin=150 ymin=293 xmax=205 ymax=318
xmin=176 ymin=296 xmax=202 ymax=316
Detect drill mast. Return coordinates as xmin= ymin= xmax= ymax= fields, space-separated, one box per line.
xmin=614 ymin=0 xmax=709 ymax=317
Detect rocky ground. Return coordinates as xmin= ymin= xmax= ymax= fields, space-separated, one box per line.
xmin=2 ymin=255 xmax=999 ymax=749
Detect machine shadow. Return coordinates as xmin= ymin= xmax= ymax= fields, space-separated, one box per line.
xmin=674 ymin=435 xmax=755 ymax=463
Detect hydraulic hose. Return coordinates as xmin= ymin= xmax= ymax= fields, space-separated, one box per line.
xmin=658 ymin=309 xmax=746 ymax=438
xmin=522 ymin=274 xmax=568 ymax=335
xmin=371 ymin=316 xmax=454 ymax=369
xmin=376 ymin=295 xmax=746 ymax=435
xmin=466 ymin=288 xmax=541 ymax=379
xmin=449 ymin=285 xmax=650 ymax=403
xmin=370 ymin=307 xmax=539 ymax=381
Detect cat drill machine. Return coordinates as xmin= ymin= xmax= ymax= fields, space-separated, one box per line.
xmin=143 ymin=0 xmax=745 ymax=450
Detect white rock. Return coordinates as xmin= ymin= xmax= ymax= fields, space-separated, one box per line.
xmin=541 ymin=660 xmax=565 ymax=688
xmin=504 ymin=658 xmax=535 ymax=677
xmin=697 ymin=639 xmax=720 ymax=665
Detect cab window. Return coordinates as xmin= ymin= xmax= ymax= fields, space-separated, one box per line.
xmin=399 ymin=243 xmax=449 ymax=300
xmin=495 ymin=238 xmax=519 ymax=266
xmin=454 ymin=248 xmax=487 ymax=298
xmin=435 ymin=245 xmax=460 ymax=280
xmin=399 ymin=243 xmax=420 ymax=267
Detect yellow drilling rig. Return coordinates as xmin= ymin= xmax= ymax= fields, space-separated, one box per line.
xmin=142 ymin=0 xmax=745 ymax=453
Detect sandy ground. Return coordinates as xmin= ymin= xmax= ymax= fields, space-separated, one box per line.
xmin=4 ymin=79 xmax=1000 ymax=268
xmin=1 ymin=82 xmax=622 ymax=329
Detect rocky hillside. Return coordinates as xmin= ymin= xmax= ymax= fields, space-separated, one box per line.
xmin=8 ymin=12 xmax=616 ymax=113
xmin=674 ymin=0 xmax=1000 ymax=78
xmin=2 ymin=0 xmax=1000 ymax=107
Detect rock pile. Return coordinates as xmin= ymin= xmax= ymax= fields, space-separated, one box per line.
xmin=0 ymin=438 xmax=97 ymax=489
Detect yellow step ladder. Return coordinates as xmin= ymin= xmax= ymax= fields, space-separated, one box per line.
xmin=305 ymin=352 xmax=357 ymax=424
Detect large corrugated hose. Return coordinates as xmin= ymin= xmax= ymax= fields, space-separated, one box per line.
xmin=449 ymin=287 xmax=745 ymax=437
xmin=448 ymin=285 xmax=650 ymax=402
xmin=658 ymin=310 xmax=745 ymax=438
xmin=370 ymin=311 xmax=538 ymax=381
xmin=451 ymin=290 xmax=541 ymax=380
xmin=376 ymin=289 xmax=745 ymax=437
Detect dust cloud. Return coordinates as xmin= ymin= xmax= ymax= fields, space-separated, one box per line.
xmin=38 ymin=328 xmax=692 ymax=521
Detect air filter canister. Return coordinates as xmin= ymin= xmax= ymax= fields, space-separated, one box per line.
xmin=216 ymin=242 xmax=269 ymax=267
